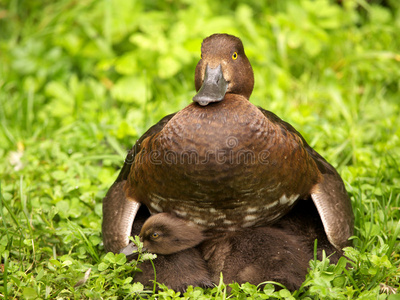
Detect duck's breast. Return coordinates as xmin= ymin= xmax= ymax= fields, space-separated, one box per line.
xmin=127 ymin=95 xmax=319 ymax=229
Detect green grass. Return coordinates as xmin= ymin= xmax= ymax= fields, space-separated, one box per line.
xmin=1 ymin=0 xmax=400 ymax=299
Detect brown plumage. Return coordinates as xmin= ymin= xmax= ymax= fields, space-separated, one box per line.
xmin=133 ymin=205 xmax=339 ymax=292
xmin=102 ymin=33 xmax=353 ymax=257
xmin=202 ymin=199 xmax=341 ymax=291
xmin=132 ymin=213 xmax=212 ymax=292
xmin=201 ymin=228 xmax=310 ymax=291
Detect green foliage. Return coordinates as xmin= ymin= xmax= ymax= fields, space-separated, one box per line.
xmin=298 ymin=247 xmax=399 ymax=299
xmin=1 ymin=0 xmax=400 ymax=298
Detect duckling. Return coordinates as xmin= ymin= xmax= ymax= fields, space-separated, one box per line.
xmin=201 ymin=200 xmax=340 ymax=291
xmin=132 ymin=213 xmax=212 ymax=292
xmin=201 ymin=227 xmax=310 ymax=291
xmin=133 ymin=208 xmax=338 ymax=292
xmin=271 ymin=197 xmax=342 ymax=263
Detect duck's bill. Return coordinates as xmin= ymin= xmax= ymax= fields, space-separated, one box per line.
xmin=119 ymin=242 xmax=138 ymax=256
xmin=193 ymin=64 xmax=228 ymax=106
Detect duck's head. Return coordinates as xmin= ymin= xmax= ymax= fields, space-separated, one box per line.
xmin=193 ymin=33 xmax=254 ymax=106
xmin=139 ymin=213 xmax=206 ymax=255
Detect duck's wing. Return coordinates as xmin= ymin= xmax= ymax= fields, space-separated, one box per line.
xmin=310 ymin=166 xmax=354 ymax=250
xmin=102 ymin=113 xmax=176 ymax=253
xmin=257 ymin=108 xmax=354 ymax=250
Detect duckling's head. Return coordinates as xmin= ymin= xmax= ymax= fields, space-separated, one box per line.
xmin=193 ymin=33 xmax=254 ymax=106
xmin=139 ymin=213 xmax=206 ymax=255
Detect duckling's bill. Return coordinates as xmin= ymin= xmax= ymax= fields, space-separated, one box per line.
xmin=119 ymin=242 xmax=138 ymax=256
xmin=193 ymin=64 xmax=228 ymax=106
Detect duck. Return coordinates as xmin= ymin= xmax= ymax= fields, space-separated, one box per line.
xmin=130 ymin=213 xmax=213 ymax=292
xmin=102 ymin=33 xmax=353 ymax=257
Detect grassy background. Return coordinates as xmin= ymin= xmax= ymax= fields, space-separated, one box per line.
xmin=1 ymin=0 xmax=400 ymax=299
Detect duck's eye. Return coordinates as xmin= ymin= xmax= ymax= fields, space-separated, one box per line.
xmin=232 ymin=52 xmax=238 ymax=60
xmin=151 ymin=233 xmax=159 ymax=239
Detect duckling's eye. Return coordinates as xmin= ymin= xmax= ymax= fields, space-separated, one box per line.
xmin=151 ymin=232 xmax=159 ymax=239
xmin=232 ymin=52 xmax=238 ymax=60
